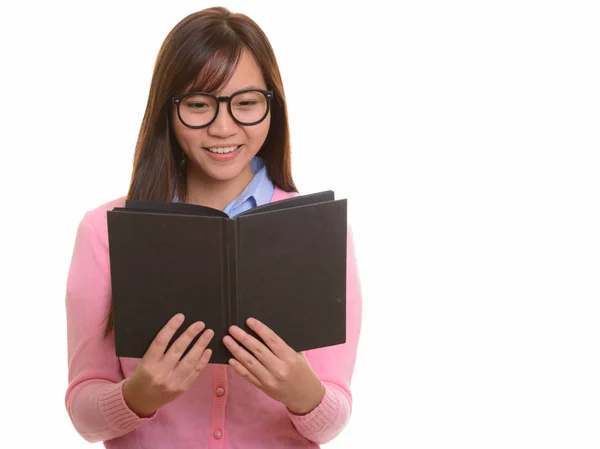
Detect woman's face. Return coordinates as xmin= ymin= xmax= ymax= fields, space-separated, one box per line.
xmin=172 ymin=49 xmax=271 ymax=183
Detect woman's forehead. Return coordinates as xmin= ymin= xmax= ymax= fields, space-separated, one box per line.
xmin=186 ymin=49 xmax=266 ymax=95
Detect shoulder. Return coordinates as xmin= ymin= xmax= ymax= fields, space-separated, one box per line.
xmin=77 ymin=196 xmax=126 ymax=251
xmin=270 ymin=186 xmax=300 ymax=202
xmin=85 ymin=196 xmax=126 ymax=226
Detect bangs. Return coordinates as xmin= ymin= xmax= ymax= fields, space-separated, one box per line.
xmin=185 ymin=42 xmax=243 ymax=94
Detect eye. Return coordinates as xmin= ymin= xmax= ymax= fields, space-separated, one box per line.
xmin=181 ymin=94 xmax=216 ymax=113
xmin=232 ymin=91 xmax=264 ymax=109
xmin=186 ymin=101 xmax=209 ymax=109
xmin=237 ymin=100 xmax=258 ymax=107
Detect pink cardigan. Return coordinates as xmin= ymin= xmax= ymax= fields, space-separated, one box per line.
xmin=65 ymin=187 xmax=362 ymax=448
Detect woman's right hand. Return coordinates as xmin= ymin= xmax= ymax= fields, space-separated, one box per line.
xmin=122 ymin=313 xmax=214 ymax=417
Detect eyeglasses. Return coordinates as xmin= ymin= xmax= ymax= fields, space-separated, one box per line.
xmin=172 ymin=88 xmax=273 ymax=129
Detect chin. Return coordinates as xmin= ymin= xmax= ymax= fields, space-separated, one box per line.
xmin=197 ymin=161 xmax=251 ymax=182
xmin=204 ymin=169 xmax=243 ymax=182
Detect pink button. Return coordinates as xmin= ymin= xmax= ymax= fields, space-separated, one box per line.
xmin=213 ymin=430 xmax=223 ymax=439
xmin=216 ymin=387 xmax=225 ymax=397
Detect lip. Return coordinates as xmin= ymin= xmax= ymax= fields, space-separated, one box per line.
xmin=203 ymin=144 xmax=242 ymax=162
xmin=204 ymin=144 xmax=241 ymax=148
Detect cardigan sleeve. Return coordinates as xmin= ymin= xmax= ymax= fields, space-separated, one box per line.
xmin=64 ymin=211 xmax=156 ymax=443
xmin=287 ymin=226 xmax=363 ymax=444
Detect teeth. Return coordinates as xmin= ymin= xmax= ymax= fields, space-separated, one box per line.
xmin=207 ymin=146 xmax=238 ymax=154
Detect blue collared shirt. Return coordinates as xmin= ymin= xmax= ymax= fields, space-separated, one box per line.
xmin=174 ymin=157 xmax=274 ymax=217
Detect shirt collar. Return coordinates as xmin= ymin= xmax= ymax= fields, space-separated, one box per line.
xmin=227 ymin=157 xmax=271 ymax=210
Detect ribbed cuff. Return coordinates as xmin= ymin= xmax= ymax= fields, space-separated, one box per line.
xmin=288 ymin=385 xmax=339 ymax=436
xmin=98 ymin=380 xmax=156 ymax=431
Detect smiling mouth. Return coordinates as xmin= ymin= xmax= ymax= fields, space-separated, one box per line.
xmin=204 ymin=145 xmax=241 ymax=154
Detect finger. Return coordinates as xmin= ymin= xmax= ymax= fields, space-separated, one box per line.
xmin=228 ymin=325 xmax=282 ymax=372
xmin=223 ymin=335 xmax=271 ymax=383
xmin=196 ymin=348 xmax=212 ymax=371
xmin=246 ymin=318 xmax=293 ymax=360
xmin=162 ymin=320 xmax=206 ymax=366
xmin=144 ymin=313 xmax=186 ymax=360
xmin=177 ymin=328 xmax=214 ymax=374
xmin=228 ymin=357 xmax=262 ymax=389
xmin=181 ymin=348 xmax=213 ymax=388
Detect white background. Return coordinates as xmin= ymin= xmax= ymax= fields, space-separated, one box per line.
xmin=1 ymin=0 xmax=599 ymax=448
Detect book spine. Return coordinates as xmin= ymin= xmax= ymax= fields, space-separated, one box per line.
xmin=221 ymin=219 xmax=229 ymax=336
xmin=225 ymin=220 xmax=239 ymax=327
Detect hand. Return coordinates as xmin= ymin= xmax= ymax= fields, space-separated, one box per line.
xmin=223 ymin=318 xmax=325 ymax=415
xmin=123 ymin=313 xmax=214 ymax=417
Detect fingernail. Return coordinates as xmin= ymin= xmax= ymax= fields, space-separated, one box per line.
xmin=247 ymin=318 xmax=256 ymax=326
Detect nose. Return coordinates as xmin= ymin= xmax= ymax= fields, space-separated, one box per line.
xmin=207 ymin=103 xmax=237 ymax=138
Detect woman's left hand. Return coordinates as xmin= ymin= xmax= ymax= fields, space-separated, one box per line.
xmin=223 ymin=318 xmax=325 ymax=415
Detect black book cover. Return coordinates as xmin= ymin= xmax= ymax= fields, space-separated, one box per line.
xmin=106 ymin=191 xmax=347 ymax=364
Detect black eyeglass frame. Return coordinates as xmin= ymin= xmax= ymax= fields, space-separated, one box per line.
xmin=172 ymin=88 xmax=274 ymax=129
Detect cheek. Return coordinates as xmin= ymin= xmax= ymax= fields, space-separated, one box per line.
xmin=171 ymin=109 xmax=196 ymax=150
xmin=173 ymin=123 xmax=200 ymax=152
xmin=171 ymin=117 xmax=186 ymax=148
xmin=247 ymin=116 xmax=271 ymax=147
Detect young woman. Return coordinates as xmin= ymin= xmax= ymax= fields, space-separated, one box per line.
xmin=65 ymin=7 xmax=362 ymax=448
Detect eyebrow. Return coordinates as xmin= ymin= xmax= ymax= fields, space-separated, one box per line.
xmin=223 ymin=85 xmax=266 ymax=93
xmin=181 ymin=85 xmax=268 ymax=97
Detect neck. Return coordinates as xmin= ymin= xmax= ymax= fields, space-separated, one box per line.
xmin=184 ymin=163 xmax=255 ymax=210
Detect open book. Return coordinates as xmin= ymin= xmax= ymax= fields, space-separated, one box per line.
xmin=106 ymin=190 xmax=347 ymax=364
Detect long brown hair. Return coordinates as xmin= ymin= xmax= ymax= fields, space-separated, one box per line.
xmin=104 ymin=7 xmax=296 ymax=338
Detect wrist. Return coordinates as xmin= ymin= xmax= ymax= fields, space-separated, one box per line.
xmin=122 ymin=377 xmax=157 ymax=418
xmin=287 ymin=382 xmax=326 ymax=415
